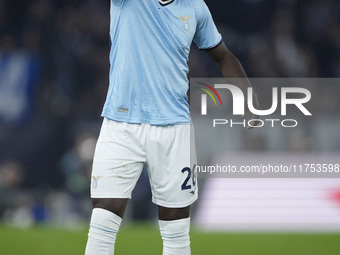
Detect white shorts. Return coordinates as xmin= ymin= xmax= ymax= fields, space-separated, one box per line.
xmin=90 ymin=118 xmax=198 ymax=208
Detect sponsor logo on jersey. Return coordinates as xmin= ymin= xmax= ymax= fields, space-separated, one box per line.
xmin=118 ymin=107 xmax=129 ymax=113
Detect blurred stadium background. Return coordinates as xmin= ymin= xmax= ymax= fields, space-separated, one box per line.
xmin=0 ymin=0 xmax=340 ymax=254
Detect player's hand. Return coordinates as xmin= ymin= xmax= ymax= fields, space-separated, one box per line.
xmin=242 ymin=91 xmax=260 ymax=130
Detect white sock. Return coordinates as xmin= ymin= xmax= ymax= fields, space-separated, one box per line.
xmin=85 ymin=208 xmax=122 ymax=255
xmin=159 ymin=218 xmax=191 ymax=255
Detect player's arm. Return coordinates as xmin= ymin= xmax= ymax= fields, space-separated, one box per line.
xmin=205 ymin=42 xmax=260 ymax=130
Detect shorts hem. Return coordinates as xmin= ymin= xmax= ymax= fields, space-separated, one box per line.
xmin=152 ymin=196 xmax=198 ymax=208
xmin=91 ymin=193 xmax=132 ymax=199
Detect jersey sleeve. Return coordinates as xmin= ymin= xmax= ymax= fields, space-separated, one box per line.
xmin=193 ymin=0 xmax=222 ymax=50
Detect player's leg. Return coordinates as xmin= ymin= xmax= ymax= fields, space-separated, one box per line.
xmin=158 ymin=205 xmax=191 ymax=221
xmin=92 ymin=198 xmax=128 ymax=218
xmin=85 ymin=119 xmax=146 ymax=255
xmin=85 ymin=198 xmax=127 ymax=255
xmin=158 ymin=206 xmax=192 ymax=255
xmin=147 ymin=124 xmax=197 ymax=255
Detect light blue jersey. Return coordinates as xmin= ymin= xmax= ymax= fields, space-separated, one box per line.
xmin=102 ymin=0 xmax=222 ymax=125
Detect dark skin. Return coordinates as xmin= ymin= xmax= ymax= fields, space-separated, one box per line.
xmin=206 ymin=41 xmax=260 ymax=130
xmin=92 ymin=42 xmax=259 ymax=220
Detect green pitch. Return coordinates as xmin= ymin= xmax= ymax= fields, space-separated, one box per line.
xmin=1 ymin=224 xmax=340 ymax=255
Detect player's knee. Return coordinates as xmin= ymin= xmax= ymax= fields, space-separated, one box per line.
xmin=85 ymin=208 xmax=122 ymax=254
xmin=88 ymin=208 xmax=122 ymax=243
xmin=159 ymin=217 xmax=191 ymax=255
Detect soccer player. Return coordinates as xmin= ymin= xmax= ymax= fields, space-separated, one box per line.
xmin=85 ymin=0 xmax=259 ymax=254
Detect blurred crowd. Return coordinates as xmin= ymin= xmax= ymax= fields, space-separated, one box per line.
xmin=0 ymin=0 xmax=339 ymax=226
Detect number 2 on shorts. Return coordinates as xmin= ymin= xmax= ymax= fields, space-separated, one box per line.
xmin=181 ymin=165 xmax=196 ymax=190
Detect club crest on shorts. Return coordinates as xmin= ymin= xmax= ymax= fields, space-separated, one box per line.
xmin=92 ymin=176 xmax=103 ymax=189
xmin=177 ymin=15 xmax=193 ymax=30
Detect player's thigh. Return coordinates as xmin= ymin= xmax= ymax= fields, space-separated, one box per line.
xmin=147 ymin=124 xmax=198 ymax=208
xmin=158 ymin=205 xmax=191 ymax=221
xmin=92 ymin=198 xmax=129 ymax=218
xmin=91 ymin=118 xmax=145 ymax=199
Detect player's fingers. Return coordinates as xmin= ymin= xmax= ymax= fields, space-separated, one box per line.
xmin=247 ymin=114 xmax=260 ymax=130
xmin=242 ymin=103 xmax=248 ymax=118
